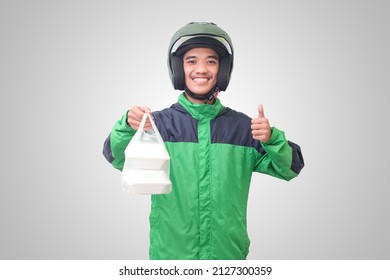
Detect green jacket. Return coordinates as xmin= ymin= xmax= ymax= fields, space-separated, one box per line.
xmin=103 ymin=93 xmax=304 ymax=259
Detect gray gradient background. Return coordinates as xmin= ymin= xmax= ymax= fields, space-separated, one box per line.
xmin=1 ymin=0 xmax=389 ymax=259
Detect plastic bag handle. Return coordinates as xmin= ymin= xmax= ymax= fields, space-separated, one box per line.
xmin=138 ymin=113 xmax=149 ymax=132
xmin=137 ymin=113 xmax=163 ymax=140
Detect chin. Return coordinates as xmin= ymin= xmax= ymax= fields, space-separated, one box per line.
xmin=188 ymin=86 xmax=214 ymax=95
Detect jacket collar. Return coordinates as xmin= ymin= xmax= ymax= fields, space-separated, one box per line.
xmin=177 ymin=93 xmax=224 ymax=120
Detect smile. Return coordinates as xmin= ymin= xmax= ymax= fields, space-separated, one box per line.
xmin=192 ymin=77 xmax=210 ymax=84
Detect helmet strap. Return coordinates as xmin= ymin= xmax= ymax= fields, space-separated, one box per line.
xmin=185 ymin=85 xmax=220 ymax=103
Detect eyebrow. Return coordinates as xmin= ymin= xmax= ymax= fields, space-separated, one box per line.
xmin=184 ymin=55 xmax=219 ymax=60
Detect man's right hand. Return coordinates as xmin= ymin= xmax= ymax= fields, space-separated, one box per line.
xmin=127 ymin=106 xmax=152 ymax=130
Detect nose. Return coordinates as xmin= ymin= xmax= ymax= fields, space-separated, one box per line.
xmin=195 ymin=61 xmax=207 ymax=73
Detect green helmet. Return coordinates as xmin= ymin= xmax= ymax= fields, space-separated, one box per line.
xmin=167 ymin=22 xmax=234 ymax=95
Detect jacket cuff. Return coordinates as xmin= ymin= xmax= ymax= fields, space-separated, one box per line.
xmin=263 ymin=127 xmax=281 ymax=145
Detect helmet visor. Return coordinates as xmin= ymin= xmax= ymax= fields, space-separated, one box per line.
xmin=170 ymin=35 xmax=233 ymax=56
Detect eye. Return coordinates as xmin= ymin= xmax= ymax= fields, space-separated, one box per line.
xmin=185 ymin=59 xmax=196 ymax=64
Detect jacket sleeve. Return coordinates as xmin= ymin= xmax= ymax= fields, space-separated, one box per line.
xmin=254 ymin=127 xmax=304 ymax=181
xmin=102 ymin=111 xmax=137 ymax=171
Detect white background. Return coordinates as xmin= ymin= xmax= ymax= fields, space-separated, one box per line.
xmin=1 ymin=0 xmax=389 ymax=259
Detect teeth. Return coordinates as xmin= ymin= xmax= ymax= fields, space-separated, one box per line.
xmin=193 ymin=78 xmax=208 ymax=83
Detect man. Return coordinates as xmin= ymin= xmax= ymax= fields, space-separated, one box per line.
xmin=103 ymin=22 xmax=304 ymax=259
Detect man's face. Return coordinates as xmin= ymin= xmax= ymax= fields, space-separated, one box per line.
xmin=183 ymin=47 xmax=219 ymax=95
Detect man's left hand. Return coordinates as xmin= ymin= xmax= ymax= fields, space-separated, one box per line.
xmin=251 ymin=103 xmax=272 ymax=143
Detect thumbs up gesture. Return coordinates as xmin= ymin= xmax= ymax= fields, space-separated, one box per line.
xmin=251 ymin=104 xmax=272 ymax=143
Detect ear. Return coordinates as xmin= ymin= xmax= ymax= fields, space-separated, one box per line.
xmin=171 ymin=56 xmax=185 ymax=90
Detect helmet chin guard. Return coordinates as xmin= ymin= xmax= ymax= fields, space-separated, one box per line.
xmin=168 ymin=22 xmax=234 ymax=94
